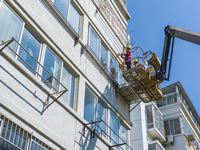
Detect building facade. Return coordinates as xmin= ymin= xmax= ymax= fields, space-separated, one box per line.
xmin=130 ymin=82 xmax=200 ymax=150
xmin=0 ymin=0 xmax=134 ymax=150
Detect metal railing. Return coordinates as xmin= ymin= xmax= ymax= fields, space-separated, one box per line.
xmin=83 ymin=117 xmax=133 ymax=150
xmin=0 ymin=114 xmax=54 ymax=150
xmin=0 ymin=38 xmax=68 ymax=108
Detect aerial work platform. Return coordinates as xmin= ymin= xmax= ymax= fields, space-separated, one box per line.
xmin=122 ymin=66 xmax=162 ymax=103
xmin=117 ymin=46 xmax=163 ymax=103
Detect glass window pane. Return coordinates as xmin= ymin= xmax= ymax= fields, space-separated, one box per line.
xmin=84 ymin=88 xmax=97 ymax=123
xmin=100 ymin=43 xmax=107 ymax=68
xmin=17 ymin=28 xmax=41 ymax=74
xmin=120 ymin=124 xmax=127 ymax=150
xmin=60 ymin=66 xmax=75 ymax=108
xmin=68 ymin=2 xmax=81 ymax=34
xmin=54 ymin=0 xmax=69 ymax=18
xmin=170 ymin=120 xmax=174 ymax=135
xmin=0 ymin=3 xmax=23 ymax=54
xmin=118 ymin=68 xmax=124 ymax=84
xmin=89 ymin=28 xmax=99 ymax=57
xmin=164 ymin=121 xmax=170 ymax=136
xmin=167 ymin=95 xmax=173 ymax=105
xmin=110 ymin=54 xmax=118 ymax=80
xmin=146 ymin=105 xmax=153 ymax=129
xmin=157 ymin=98 xmax=166 ymax=107
xmin=42 ymin=47 xmax=61 ymax=90
xmin=110 ymin=112 xmax=119 ymax=146
xmin=174 ymin=118 xmax=181 ymax=134
xmin=96 ymin=103 xmax=106 ymax=137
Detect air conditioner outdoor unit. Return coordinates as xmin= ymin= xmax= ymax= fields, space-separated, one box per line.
xmin=164 ymin=135 xmax=173 ymax=145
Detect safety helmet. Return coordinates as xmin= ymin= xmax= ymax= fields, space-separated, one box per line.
xmin=133 ymin=59 xmax=138 ymax=63
xmin=125 ymin=45 xmax=132 ymax=50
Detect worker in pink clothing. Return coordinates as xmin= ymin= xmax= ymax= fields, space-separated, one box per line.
xmin=121 ymin=45 xmax=132 ymax=69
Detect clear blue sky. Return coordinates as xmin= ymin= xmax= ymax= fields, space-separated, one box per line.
xmin=127 ymin=0 xmax=200 ymax=115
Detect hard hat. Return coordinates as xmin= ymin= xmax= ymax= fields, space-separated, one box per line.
xmin=125 ymin=45 xmax=132 ymax=50
xmin=133 ymin=59 xmax=138 ymax=63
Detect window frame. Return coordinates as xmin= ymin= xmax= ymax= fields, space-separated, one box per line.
xmin=164 ymin=118 xmax=182 ymax=136
xmin=53 ymin=0 xmax=83 ymax=36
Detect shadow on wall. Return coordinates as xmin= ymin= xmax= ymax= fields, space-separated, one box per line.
xmin=75 ymin=128 xmax=103 ymax=150
xmin=103 ymin=84 xmax=116 ymax=105
xmin=0 ymin=65 xmax=47 ymax=115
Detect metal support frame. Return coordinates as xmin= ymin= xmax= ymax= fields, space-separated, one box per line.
xmin=109 ymin=143 xmax=126 ymax=150
xmin=83 ymin=120 xmax=102 ymax=137
xmin=129 ymin=100 xmax=142 ymax=112
xmin=0 ymin=38 xmax=68 ymax=109
xmin=83 ymin=117 xmax=133 ymax=150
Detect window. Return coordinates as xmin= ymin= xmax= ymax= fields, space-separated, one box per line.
xmin=110 ymin=112 xmax=119 ymax=146
xmin=84 ymin=87 xmax=97 ymax=122
xmin=89 ymin=28 xmax=100 ymax=57
xmin=110 ymin=54 xmax=118 ymax=81
xmin=83 ymin=87 xmax=128 ymax=147
xmin=60 ymin=66 xmax=77 ymax=108
xmin=157 ymin=93 xmax=178 ymax=107
xmin=0 ymin=2 xmax=78 ymax=109
xmin=164 ymin=118 xmax=181 ymax=136
xmin=83 ymin=87 xmax=107 ymax=137
xmin=41 ymin=47 xmax=61 ymax=91
xmin=0 ymin=2 xmax=23 ymax=55
xmin=118 ymin=67 xmax=124 ymax=85
xmin=146 ymin=105 xmax=153 ymax=129
xmin=89 ymin=28 xmax=108 ymax=68
xmin=54 ymin=0 xmax=82 ymax=35
xmin=120 ymin=124 xmax=127 ymax=150
xmin=0 ymin=114 xmax=54 ymax=150
xmin=17 ymin=27 xmax=42 ymax=74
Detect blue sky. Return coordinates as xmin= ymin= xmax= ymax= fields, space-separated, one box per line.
xmin=126 ymin=0 xmax=200 ymax=115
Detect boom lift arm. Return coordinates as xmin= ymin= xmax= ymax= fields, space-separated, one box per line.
xmin=159 ymin=26 xmax=200 ymax=81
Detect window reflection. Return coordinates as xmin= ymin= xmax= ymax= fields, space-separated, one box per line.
xmin=42 ymin=47 xmax=61 ymax=90
xmin=100 ymin=43 xmax=108 ymax=68
xmin=54 ymin=0 xmax=69 ymax=18
xmin=0 ymin=2 xmax=23 ymax=55
xmin=110 ymin=112 xmax=119 ymax=146
xmin=17 ymin=28 xmax=41 ymax=74
xmin=68 ymin=2 xmax=81 ymax=34
xmin=60 ymin=66 xmax=75 ymax=108
xmin=110 ymin=54 xmax=118 ymax=80
xmin=84 ymin=88 xmax=97 ymax=123
xmin=89 ymin=28 xmax=99 ymax=56
xmin=96 ymin=103 xmax=106 ymax=137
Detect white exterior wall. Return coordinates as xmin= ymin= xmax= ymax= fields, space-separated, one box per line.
xmin=130 ymin=102 xmax=148 ymax=150
xmin=0 ymin=0 xmax=131 ymax=149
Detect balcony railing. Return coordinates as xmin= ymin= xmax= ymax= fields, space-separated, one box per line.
xmin=0 ymin=113 xmax=54 ymax=150
xmin=83 ymin=117 xmax=133 ymax=150
xmin=147 ymin=104 xmax=165 ymax=141
xmin=149 ymin=140 xmax=165 ymax=150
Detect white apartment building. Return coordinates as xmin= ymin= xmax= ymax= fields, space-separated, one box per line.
xmin=130 ymin=81 xmax=200 ymax=150
xmin=0 ymin=0 xmax=135 ymax=150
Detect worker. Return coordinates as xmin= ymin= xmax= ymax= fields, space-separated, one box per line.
xmin=120 ymin=45 xmax=132 ymax=70
xmin=147 ymin=65 xmax=156 ymax=76
xmin=132 ymin=59 xmax=138 ymax=68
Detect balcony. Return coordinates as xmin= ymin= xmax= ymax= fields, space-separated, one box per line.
xmin=146 ymin=104 xmax=165 ymax=142
xmin=149 ymin=140 xmax=165 ymax=150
